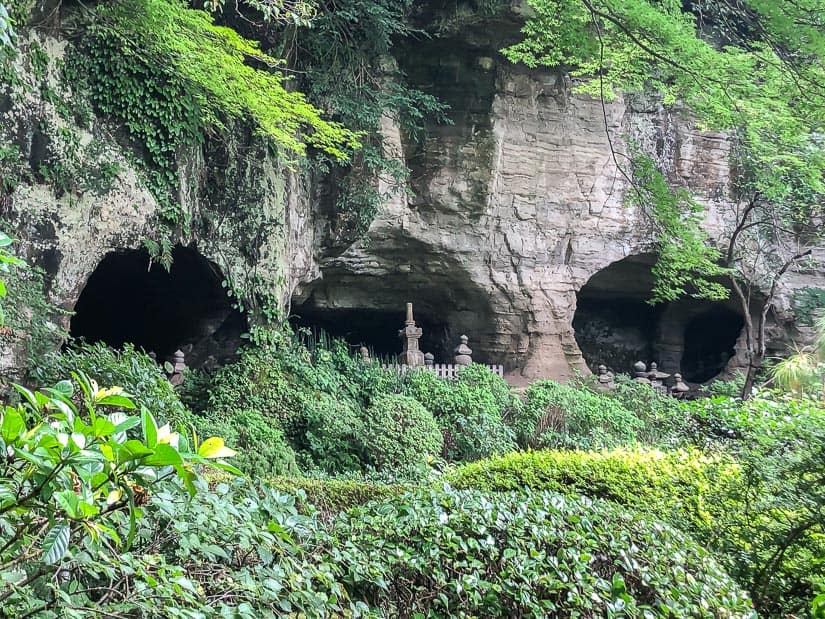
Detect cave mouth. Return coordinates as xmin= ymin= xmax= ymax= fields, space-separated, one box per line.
xmin=573 ymin=254 xmax=744 ymax=383
xmin=70 ymin=245 xmax=247 ymax=369
xmin=681 ymin=307 xmax=744 ymax=383
xmin=289 ymin=304 xmax=453 ymax=362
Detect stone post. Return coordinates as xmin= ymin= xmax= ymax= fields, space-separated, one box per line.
xmin=359 ymin=346 xmax=371 ymax=363
xmin=454 ymin=335 xmax=473 ymax=366
xmin=398 ymin=302 xmax=425 ymax=367
xmin=424 ymin=352 xmax=434 ymax=367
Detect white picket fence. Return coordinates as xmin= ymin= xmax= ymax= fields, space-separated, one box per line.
xmin=380 ymin=363 xmax=504 ymax=380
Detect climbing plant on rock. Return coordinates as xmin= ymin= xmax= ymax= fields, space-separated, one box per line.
xmin=70 ymin=0 xmax=360 ymax=221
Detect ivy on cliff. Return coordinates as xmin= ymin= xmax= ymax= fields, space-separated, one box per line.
xmin=221 ymin=0 xmax=448 ymax=240
xmin=69 ymin=0 xmax=360 ymax=223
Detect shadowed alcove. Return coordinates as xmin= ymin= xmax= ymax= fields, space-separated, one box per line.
xmin=290 ymin=236 xmax=499 ymax=364
xmin=70 ymin=245 xmax=246 ymax=368
xmin=573 ymin=254 xmax=745 ymax=382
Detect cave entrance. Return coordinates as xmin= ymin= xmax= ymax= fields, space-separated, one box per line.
xmin=70 ymin=245 xmax=246 ymax=369
xmin=290 ymin=306 xmax=451 ymax=361
xmin=681 ymin=307 xmax=744 ymax=383
xmin=573 ymin=254 xmax=744 ymax=383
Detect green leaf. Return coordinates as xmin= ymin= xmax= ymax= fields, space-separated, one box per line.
xmin=117 ymin=439 xmax=154 ymax=464
xmin=51 ymin=380 xmax=74 ymax=398
xmin=1 ymin=408 xmax=25 ymax=443
xmin=96 ymin=394 xmax=136 ymax=409
xmin=54 ymin=490 xmax=81 ymax=519
xmin=142 ymin=443 xmax=182 ymax=467
xmin=42 ymin=522 xmax=70 ymax=564
xmin=197 ymin=437 xmax=237 ymax=459
xmin=141 ymin=406 xmax=158 ymax=447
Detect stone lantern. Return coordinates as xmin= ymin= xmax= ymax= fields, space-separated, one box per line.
xmin=398 ymin=303 xmax=425 ymax=367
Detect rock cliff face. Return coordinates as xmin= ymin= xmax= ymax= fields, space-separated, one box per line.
xmin=3 ymin=14 xmax=824 ymax=383
xmin=293 ymin=21 xmax=825 ymax=383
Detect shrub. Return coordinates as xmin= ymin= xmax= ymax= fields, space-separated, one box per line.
xmin=269 ymin=476 xmax=408 ymax=519
xmin=403 ymin=365 xmax=517 ymax=462
xmin=686 ymin=393 xmax=825 ymax=617
xmin=362 ymin=394 xmax=443 ymax=471
xmin=445 ymin=447 xmax=739 ymax=536
xmin=31 ymin=342 xmax=190 ymax=426
xmin=517 ymin=379 xmax=643 ymax=449
xmin=333 ymin=486 xmax=756 ymax=618
xmin=0 ymin=373 xmax=239 ymax=616
xmin=302 ymin=391 xmax=365 ymax=472
xmin=193 ymin=407 xmax=299 ymax=476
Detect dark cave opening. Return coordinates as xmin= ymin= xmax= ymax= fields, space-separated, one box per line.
xmin=681 ymin=307 xmax=744 ymax=383
xmin=289 ymin=305 xmax=452 ymax=361
xmin=70 ymin=246 xmax=246 ymax=368
xmin=573 ymin=255 xmax=744 ymax=383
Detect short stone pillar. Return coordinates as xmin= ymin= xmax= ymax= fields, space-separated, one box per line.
xmin=671 ymin=373 xmax=690 ymax=398
xmin=359 ymin=346 xmax=371 ymax=363
xmin=632 ymin=361 xmax=650 ymax=383
xmin=647 ymin=362 xmax=671 ymax=395
xmin=398 ymin=302 xmax=425 ymax=367
xmin=454 ymin=335 xmax=473 ymax=366
xmin=597 ymin=364 xmax=615 ymax=390
xmin=424 ymin=352 xmax=435 ymax=367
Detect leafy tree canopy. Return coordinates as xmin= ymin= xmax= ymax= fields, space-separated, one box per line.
xmin=90 ymin=0 xmax=361 ymax=161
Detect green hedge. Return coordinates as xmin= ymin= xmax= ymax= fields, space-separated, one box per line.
xmin=269 ymin=476 xmax=408 ymax=519
xmin=333 ymin=486 xmax=755 ymax=617
xmin=445 ymin=447 xmax=740 ymax=536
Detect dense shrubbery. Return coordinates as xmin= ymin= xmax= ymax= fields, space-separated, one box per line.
xmin=333 ymin=487 xmax=755 ymax=618
xmin=19 ymin=329 xmax=824 ymax=616
xmin=445 ymin=447 xmax=739 ymax=536
xmin=403 ymin=364 xmax=517 ymax=461
xmin=517 ymin=379 xmax=643 ymax=449
xmin=362 ymin=394 xmax=442 ymax=471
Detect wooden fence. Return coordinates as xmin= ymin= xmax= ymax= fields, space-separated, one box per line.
xmin=380 ymin=363 xmax=504 ymax=380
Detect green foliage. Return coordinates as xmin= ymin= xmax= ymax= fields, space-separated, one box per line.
xmin=332 ymin=486 xmax=756 ymax=617
xmin=362 ymin=394 xmax=443 ymax=471
xmin=0 ymin=373 xmax=237 ymax=616
xmin=302 ymin=392 xmax=364 ymax=472
xmin=403 ymin=365 xmax=517 ymax=462
xmin=269 ymin=476 xmax=407 ymax=519
xmin=517 ymin=379 xmax=643 ymax=449
xmin=239 ymin=0 xmax=448 ymax=239
xmin=31 ymin=342 xmax=191 ymax=428
xmin=792 ymin=287 xmax=825 ymax=326
xmin=687 ymin=393 xmax=825 ymax=616
xmin=0 ymin=241 xmax=65 ymax=368
xmin=628 ymin=150 xmax=730 ymax=303
xmin=70 ymin=0 xmax=359 ymax=221
xmin=445 ymin=447 xmax=739 ymax=537
xmin=0 ymin=230 xmax=23 ymax=326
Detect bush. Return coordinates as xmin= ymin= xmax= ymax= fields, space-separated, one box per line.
xmin=516 ymin=379 xmax=642 ymax=449
xmin=362 ymin=394 xmax=443 ymax=471
xmin=31 ymin=342 xmax=190 ymax=426
xmin=302 ymin=391 xmax=365 ymax=472
xmin=0 ymin=373 xmax=241 ymax=616
xmin=269 ymin=476 xmax=408 ymax=519
xmin=403 ymin=365 xmax=517 ymax=462
xmin=332 ymin=486 xmax=756 ymax=618
xmin=445 ymin=447 xmax=739 ymax=536
xmin=686 ymin=393 xmax=825 ymax=617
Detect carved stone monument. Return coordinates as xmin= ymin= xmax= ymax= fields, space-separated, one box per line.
xmin=597 ymin=364 xmax=615 ymax=390
xmin=454 ymin=335 xmax=473 ymax=366
xmin=398 ymin=303 xmax=425 ymax=367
